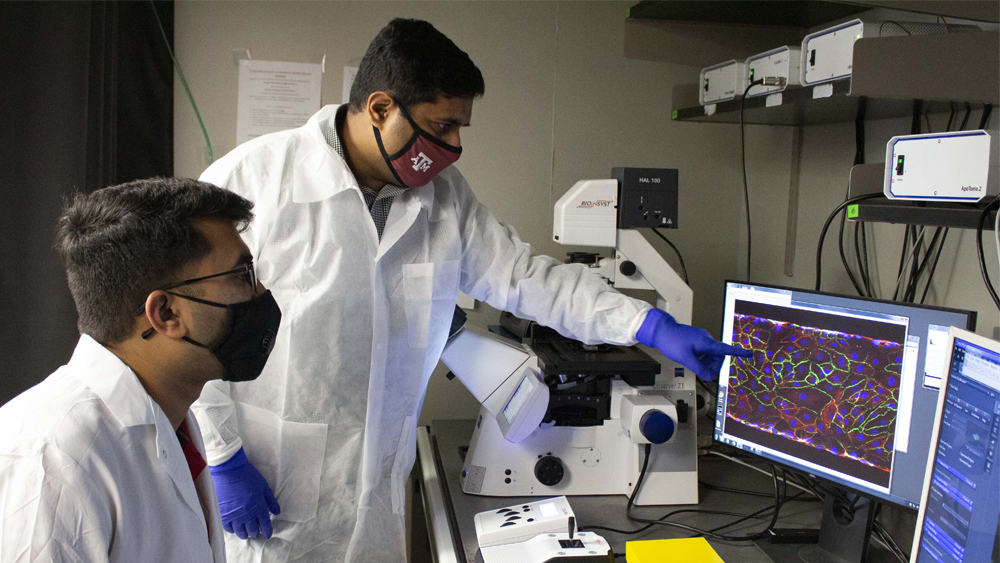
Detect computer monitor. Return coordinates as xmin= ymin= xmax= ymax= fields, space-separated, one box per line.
xmin=714 ymin=281 xmax=976 ymax=560
xmin=911 ymin=327 xmax=1000 ymax=563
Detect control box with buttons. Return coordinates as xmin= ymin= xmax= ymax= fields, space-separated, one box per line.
xmin=474 ymin=496 xmax=575 ymax=548
xmin=612 ymin=167 xmax=678 ymax=229
xmin=480 ymin=531 xmax=613 ymax=563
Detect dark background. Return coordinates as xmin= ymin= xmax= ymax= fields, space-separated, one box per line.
xmin=0 ymin=1 xmax=174 ymax=404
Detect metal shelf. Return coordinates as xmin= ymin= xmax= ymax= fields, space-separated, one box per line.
xmin=851 ymin=199 xmax=997 ymax=229
xmin=629 ymin=1 xmax=999 ymax=26
xmin=669 ymin=79 xmax=959 ymax=126
xmin=627 ymin=1 xmax=869 ymax=28
xmin=669 ymin=31 xmax=999 ymax=126
xmin=847 ymin=163 xmax=997 ymax=229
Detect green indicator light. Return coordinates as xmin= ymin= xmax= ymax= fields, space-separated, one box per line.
xmin=898 ymin=156 xmax=903 ymax=163
xmin=847 ymin=204 xmax=859 ymax=219
xmin=749 ymin=69 xmax=755 ymax=80
xmin=671 ymin=109 xmax=678 ymax=120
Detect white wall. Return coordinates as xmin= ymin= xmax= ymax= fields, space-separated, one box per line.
xmin=173 ymin=1 xmax=999 ymax=429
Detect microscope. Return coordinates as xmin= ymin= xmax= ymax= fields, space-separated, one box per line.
xmin=445 ymin=168 xmax=699 ymax=506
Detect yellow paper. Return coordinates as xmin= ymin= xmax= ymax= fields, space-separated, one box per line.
xmin=625 ymin=537 xmax=724 ymax=562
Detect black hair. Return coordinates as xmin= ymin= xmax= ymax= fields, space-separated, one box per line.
xmin=349 ymin=18 xmax=484 ymax=111
xmin=55 ymin=177 xmax=254 ymax=344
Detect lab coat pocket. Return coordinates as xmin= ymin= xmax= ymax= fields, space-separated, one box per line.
xmin=402 ymin=260 xmax=460 ymax=348
xmin=390 ymin=415 xmax=416 ymax=515
xmin=236 ymin=402 xmax=329 ymax=523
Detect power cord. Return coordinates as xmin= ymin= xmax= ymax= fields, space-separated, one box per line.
xmin=739 ymin=76 xmax=785 ymax=281
xmin=814 ymin=194 xmax=884 ymax=291
xmin=651 ymin=228 xmax=689 ymax=284
xmin=586 ymin=444 xmax=786 ymax=542
xmin=978 ymin=199 xmax=1000 ymax=311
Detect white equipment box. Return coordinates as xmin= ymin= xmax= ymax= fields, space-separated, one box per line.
xmin=480 ymin=532 xmax=612 ymax=563
xmin=884 ymin=130 xmax=994 ymax=202
xmin=699 ymin=60 xmax=747 ymax=105
xmin=801 ymin=19 xmax=872 ymax=85
xmin=474 ymin=496 xmax=575 ymax=548
xmin=746 ymin=46 xmax=801 ymax=97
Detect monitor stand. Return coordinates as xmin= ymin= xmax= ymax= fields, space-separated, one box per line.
xmin=758 ymin=490 xmax=877 ymax=563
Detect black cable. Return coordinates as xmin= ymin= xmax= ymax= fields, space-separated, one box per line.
xmin=910 ymin=99 xmax=923 ymax=135
xmin=852 ymin=98 xmax=872 ymax=296
xmin=904 ymin=227 xmax=943 ymax=302
xmin=856 ymin=223 xmax=872 ymax=297
xmin=651 ymin=228 xmax=689 ymax=284
xmin=907 ymin=224 xmax=924 ymax=301
xmin=872 ymin=520 xmax=909 ymax=563
xmin=838 ymin=206 xmax=867 ymax=295
xmin=740 ymin=80 xmax=763 ymax=281
xmin=979 ymin=104 xmax=993 ymax=129
xmin=895 ymin=226 xmax=929 ymax=302
xmin=959 ymin=102 xmax=972 ymax=130
xmin=859 ymin=222 xmax=873 ymax=297
xmin=897 ymin=226 xmax=912 ymax=282
xmin=838 ymin=99 xmax=870 ymax=296
xmin=945 ymin=102 xmax=956 ymax=132
xmin=920 ymin=228 xmax=949 ymax=303
xmin=592 ymin=444 xmax=783 ymax=541
xmin=625 ymin=451 xmax=784 ymax=541
xmin=977 ymin=201 xmax=1000 ymax=311
xmin=699 ymin=480 xmax=777 ymax=498
xmin=815 ymin=194 xmax=884 ymax=291
xmin=708 ymin=492 xmax=812 ymax=534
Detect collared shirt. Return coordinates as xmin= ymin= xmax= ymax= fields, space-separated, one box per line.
xmin=321 ymin=106 xmax=405 ymax=239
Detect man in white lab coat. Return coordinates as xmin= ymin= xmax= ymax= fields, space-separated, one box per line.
xmin=0 ymin=178 xmax=282 ymax=562
xmin=193 ymin=18 xmax=748 ymax=562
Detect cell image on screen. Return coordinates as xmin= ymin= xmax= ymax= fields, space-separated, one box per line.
xmin=724 ymin=300 xmax=907 ymax=488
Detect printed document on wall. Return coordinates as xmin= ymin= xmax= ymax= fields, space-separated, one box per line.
xmin=236 ymin=59 xmax=322 ymax=144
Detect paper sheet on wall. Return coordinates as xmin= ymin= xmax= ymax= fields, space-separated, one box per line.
xmin=236 ymin=59 xmax=323 ymax=144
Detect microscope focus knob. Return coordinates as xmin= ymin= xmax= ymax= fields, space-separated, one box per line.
xmin=639 ymin=410 xmax=675 ymax=444
xmin=619 ymin=260 xmax=637 ymax=276
xmin=534 ymin=455 xmax=565 ymax=486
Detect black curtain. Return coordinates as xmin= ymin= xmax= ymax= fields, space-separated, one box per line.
xmin=0 ymin=1 xmax=173 ymax=404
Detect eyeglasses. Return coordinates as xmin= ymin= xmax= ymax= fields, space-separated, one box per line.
xmin=134 ymin=261 xmax=258 ymax=316
xmin=159 ymin=261 xmax=258 ymax=292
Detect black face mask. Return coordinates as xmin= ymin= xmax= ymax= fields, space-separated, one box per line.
xmin=169 ymin=290 xmax=282 ymax=382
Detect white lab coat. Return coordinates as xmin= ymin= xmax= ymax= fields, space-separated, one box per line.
xmin=0 ymin=335 xmax=226 ymax=563
xmin=191 ymin=104 xmax=650 ymax=562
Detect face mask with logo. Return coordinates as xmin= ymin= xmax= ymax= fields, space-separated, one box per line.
xmin=169 ymin=290 xmax=282 ymax=382
xmin=372 ymin=103 xmax=462 ymax=187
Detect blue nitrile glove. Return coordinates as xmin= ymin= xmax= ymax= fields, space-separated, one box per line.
xmin=636 ymin=308 xmax=753 ymax=381
xmin=209 ymin=447 xmax=281 ymax=540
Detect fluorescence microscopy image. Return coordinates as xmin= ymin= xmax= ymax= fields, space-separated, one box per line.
xmin=724 ymin=301 xmax=907 ymax=486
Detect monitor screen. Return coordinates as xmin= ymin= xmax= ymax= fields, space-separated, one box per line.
xmin=912 ymin=329 xmax=1000 ymax=563
xmin=714 ymin=281 xmax=976 ymax=509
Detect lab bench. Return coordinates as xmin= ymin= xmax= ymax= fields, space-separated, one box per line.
xmin=414 ymin=419 xmax=902 ymax=563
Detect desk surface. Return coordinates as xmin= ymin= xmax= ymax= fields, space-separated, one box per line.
xmin=420 ymin=419 xmax=843 ymax=562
